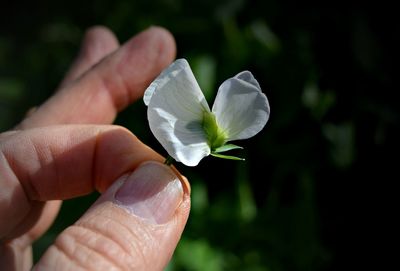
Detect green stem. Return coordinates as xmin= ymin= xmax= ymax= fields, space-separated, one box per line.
xmin=164 ymin=155 xmax=175 ymax=166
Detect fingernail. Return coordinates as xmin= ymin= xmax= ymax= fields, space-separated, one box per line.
xmin=114 ymin=161 xmax=183 ymax=224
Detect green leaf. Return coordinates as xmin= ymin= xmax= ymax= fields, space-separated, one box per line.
xmin=213 ymin=144 xmax=243 ymax=153
xmin=211 ymin=153 xmax=245 ymax=161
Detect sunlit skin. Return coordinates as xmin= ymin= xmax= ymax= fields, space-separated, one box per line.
xmin=0 ymin=26 xmax=191 ymax=270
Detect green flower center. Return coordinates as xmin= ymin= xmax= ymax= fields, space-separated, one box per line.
xmin=202 ymin=111 xmax=227 ymax=150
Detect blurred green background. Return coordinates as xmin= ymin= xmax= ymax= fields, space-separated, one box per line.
xmin=1 ymin=0 xmax=397 ymax=270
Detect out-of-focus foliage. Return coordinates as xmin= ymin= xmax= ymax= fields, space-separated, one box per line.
xmin=1 ymin=0 xmax=398 ymax=270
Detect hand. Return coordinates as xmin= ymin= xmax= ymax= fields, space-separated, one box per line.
xmin=0 ymin=26 xmax=191 ymax=271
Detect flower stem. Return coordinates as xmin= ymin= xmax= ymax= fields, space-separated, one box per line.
xmin=164 ymin=155 xmax=175 ymax=166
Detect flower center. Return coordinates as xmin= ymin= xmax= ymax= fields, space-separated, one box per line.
xmin=202 ymin=111 xmax=227 ymax=150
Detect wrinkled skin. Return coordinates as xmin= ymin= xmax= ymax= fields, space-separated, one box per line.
xmin=0 ymin=26 xmax=190 ymax=271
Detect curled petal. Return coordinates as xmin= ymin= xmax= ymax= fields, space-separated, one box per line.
xmin=144 ymin=59 xmax=211 ymax=166
xmin=235 ymin=71 xmax=262 ymax=90
xmin=212 ymin=71 xmax=270 ymax=141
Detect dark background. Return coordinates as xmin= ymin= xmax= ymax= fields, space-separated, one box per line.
xmin=1 ymin=0 xmax=398 ymax=270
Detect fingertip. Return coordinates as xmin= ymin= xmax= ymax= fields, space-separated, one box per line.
xmin=105 ymin=26 xmax=177 ymax=108
xmin=146 ymin=26 xmax=177 ymax=62
xmin=85 ymin=25 xmax=116 ymax=37
xmin=80 ymin=25 xmax=120 ymax=61
xmin=57 ymin=25 xmax=120 ymax=89
xmin=124 ymin=26 xmax=176 ymax=71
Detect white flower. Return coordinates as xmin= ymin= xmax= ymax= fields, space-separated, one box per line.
xmin=144 ymin=58 xmax=270 ymax=166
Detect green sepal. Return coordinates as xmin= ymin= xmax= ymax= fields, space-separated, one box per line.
xmin=213 ymin=144 xmax=243 ymax=153
xmin=202 ymin=111 xmax=227 ymax=150
xmin=211 ymin=153 xmax=245 ymax=161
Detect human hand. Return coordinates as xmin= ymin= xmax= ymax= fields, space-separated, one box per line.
xmin=0 ymin=26 xmax=191 ymax=270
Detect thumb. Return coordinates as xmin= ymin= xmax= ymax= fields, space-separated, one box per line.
xmin=34 ymin=162 xmax=190 ymax=271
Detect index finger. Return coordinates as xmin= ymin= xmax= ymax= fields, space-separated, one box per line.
xmin=0 ymin=125 xmax=163 ymax=239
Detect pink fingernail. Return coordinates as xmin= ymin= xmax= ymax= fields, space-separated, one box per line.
xmin=114 ymin=161 xmax=183 ymax=224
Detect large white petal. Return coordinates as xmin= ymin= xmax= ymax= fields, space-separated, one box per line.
xmin=212 ymin=71 xmax=270 ymax=141
xmin=145 ymin=59 xmax=211 ymax=166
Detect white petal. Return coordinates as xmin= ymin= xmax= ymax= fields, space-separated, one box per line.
xmin=235 ymin=70 xmax=262 ymax=90
xmin=145 ymin=59 xmax=211 ymax=166
xmin=144 ymin=59 xmax=190 ymax=105
xmin=212 ymin=71 xmax=270 ymax=141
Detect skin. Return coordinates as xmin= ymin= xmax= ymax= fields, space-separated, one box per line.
xmin=0 ymin=26 xmax=191 ymax=270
